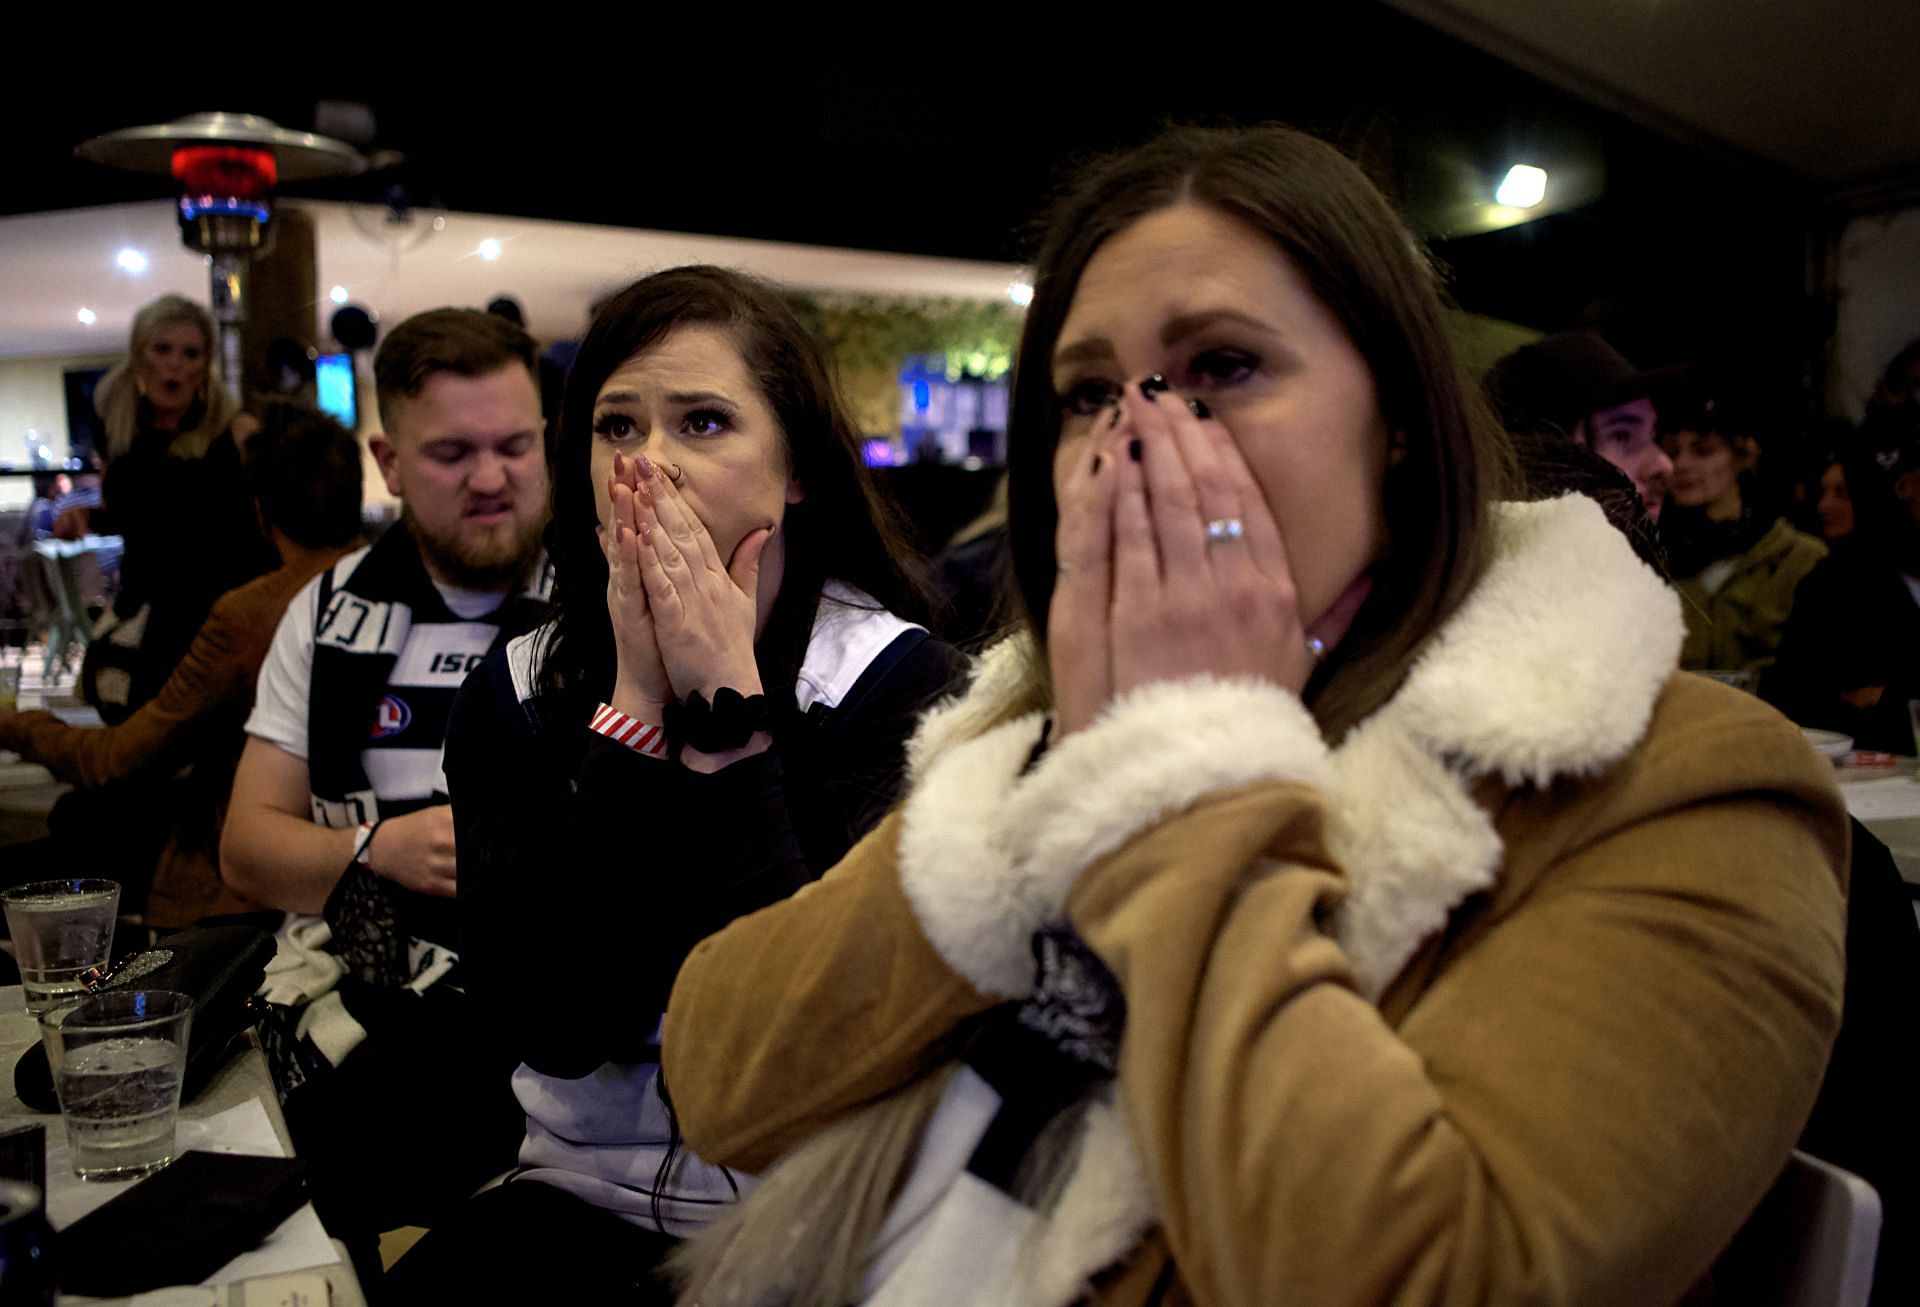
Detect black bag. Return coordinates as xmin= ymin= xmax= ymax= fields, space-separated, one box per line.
xmin=12 ymin=923 xmax=276 ymax=1112
xmin=57 ymin=1150 xmax=308 ymax=1296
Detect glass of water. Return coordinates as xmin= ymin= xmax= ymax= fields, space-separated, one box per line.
xmin=0 ymin=880 xmax=120 ymax=1016
xmin=41 ymin=990 xmax=193 ymax=1181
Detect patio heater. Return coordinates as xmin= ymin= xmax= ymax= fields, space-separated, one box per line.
xmin=76 ymin=113 xmax=366 ymax=403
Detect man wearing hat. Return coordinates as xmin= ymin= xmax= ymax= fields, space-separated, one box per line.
xmin=1485 ymin=331 xmax=1677 ymax=520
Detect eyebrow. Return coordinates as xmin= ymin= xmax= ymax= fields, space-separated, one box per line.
xmin=594 ymin=389 xmax=736 ymax=408
xmin=423 ymin=429 xmax=540 ymax=447
xmin=1051 ymin=309 xmax=1280 ymax=371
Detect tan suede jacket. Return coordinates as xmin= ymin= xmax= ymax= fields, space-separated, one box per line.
xmin=664 ymin=497 xmax=1848 ymax=1306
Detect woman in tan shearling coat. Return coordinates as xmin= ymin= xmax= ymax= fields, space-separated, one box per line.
xmin=661 ymin=125 xmax=1848 ymax=1307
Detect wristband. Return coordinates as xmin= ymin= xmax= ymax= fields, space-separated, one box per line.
xmin=590 ymin=703 xmax=669 ymax=759
xmin=662 ymin=688 xmax=771 ymax=759
xmin=352 ymin=818 xmax=385 ymax=869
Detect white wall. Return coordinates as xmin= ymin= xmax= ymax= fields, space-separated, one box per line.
xmin=0 ymin=352 xmax=116 ymax=510
xmin=1833 ymin=205 xmax=1920 ymax=420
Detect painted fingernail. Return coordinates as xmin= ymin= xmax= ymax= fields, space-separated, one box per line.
xmin=1127 ymin=438 xmax=1142 ymax=462
xmin=1107 ymin=404 xmax=1123 ymax=429
xmin=1139 ymin=374 xmax=1169 ymax=399
xmin=1090 ymin=453 xmax=1105 ymax=475
xmin=636 ymin=457 xmax=656 ymax=480
xmin=1187 ymin=397 xmax=1212 ymax=419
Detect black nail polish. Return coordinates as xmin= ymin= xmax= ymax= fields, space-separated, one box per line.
xmin=1187 ymin=397 xmax=1212 ymax=420
xmin=1090 ymin=453 xmax=1105 ymax=475
xmin=1139 ymin=374 xmax=1170 ymax=399
xmin=1128 ymin=438 xmax=1143 ymax=462
xmin=1107 ymin=405 xmax=1124 ymax=428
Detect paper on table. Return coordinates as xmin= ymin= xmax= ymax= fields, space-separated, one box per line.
xmin=34 ymin=1098 xmax=339 ymax=1285
xmin=1840 ymin=775 xmax=1920 ymax=822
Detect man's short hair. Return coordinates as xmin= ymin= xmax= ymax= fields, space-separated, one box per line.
xmin=243 ymin=401 xmax=364 ymax=549
xmin=373 ymin=308 xmax=538 ymax=430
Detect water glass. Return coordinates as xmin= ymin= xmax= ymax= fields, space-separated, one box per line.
xmin=40 ymin=990 xmax=193 ymax=1181
xmin=0 ymin=881 xmax=119 ymax=1016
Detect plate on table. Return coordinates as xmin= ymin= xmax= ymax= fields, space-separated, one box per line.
xmin=1800 ymin=728 xmax=1854 ymax=759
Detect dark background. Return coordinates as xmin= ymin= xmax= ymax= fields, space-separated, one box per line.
xmin=0 ymin=14 xmax=1866 ymax=437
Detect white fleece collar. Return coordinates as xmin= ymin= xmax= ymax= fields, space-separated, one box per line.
xmin=1327 ymin=494 xmax=1682 ymax=994
xmin=904 ymin=494 xmax=1682 ymax=996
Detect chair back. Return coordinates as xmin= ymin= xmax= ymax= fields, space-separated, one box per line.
xmin=1715 ymin=1150 xmax=1881 ymax=1307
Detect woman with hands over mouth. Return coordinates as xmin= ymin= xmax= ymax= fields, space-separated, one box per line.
xmin=662 ymin=126 xmax=1847 ymax=1307
xmin=389 ymin=267 xmax=967 ymax=1302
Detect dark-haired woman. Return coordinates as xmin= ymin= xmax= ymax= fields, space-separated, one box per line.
xmin=662 ymin=125 xmax=1846 ymax=1306
xmin=385 ymin=267 xmax=966 ymax=1300
xmin=1767 ymin=450 xmax=1920 ymax=752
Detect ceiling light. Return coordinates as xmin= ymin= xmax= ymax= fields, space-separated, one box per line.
xmin=1496 ymin=164 xmax=1548 ymax=209
xmin=477 ymin=239 xmax=502 ymax=261
xmin=77 ymin=307 xmax=97 ymax=325
xmin=115 ymin=247 xmax=149 ymax=274
xmin=1007 ymin=281 xmax=1034 ymax=308
xmin=330 ymin=285 xmax=350 ymax=304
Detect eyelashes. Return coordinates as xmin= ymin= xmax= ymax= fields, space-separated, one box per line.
xmin=1059 ymin=379 xmax=1122 ymax=416
xmin=592 ymin=408 xmax=738 ymax=441
xmin=592 ymin=414 xmax=639 ymax=441
xmin=1053 ymin=349 xmax=1261 ymax=416
xmin=683 ymin=408 xmax=734 ymax=438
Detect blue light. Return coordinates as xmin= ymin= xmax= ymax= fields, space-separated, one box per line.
xmin=179 ymin=196 xmax=271 ymax=224
xmin=912 ymin=380 xmax=931 ymax=411
xmin=316 ymin=353 xmax=358 ymax=430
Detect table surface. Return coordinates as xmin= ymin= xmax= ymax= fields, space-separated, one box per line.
xmin=0 ymin=986 xmax=366 ymax=1307
xmin=1833 ymin=759 xmax=1920 ymax=886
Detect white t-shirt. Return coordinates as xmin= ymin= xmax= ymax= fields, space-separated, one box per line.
xmin=246 ymin=549 xmax=510 ymax=804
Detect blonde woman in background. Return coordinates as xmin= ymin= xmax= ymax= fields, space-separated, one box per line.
xmin=86 ymin=294 xmax=278 ymax=723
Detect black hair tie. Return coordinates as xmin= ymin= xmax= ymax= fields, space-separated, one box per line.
xmin=663 ymin=687 xmax=772 ymax=760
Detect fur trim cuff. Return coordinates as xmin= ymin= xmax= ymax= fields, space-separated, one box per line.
xmin=1005 ymin=676 xmax=1329 ymax=916
xmin=897 ymin=712 xmax=1052 ymax=998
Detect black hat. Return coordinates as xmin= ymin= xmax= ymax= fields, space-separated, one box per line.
xmin=1484 ymin=332 xmax=1683 ymax=439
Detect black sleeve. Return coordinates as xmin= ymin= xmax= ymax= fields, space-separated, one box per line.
xmin=450 ymin=634 xmax=968 ymax=1079
xmin=1762 ymin=558 xmax=1913 ymax=752
xmin=796 ymin=632 xmax=974 ymax=859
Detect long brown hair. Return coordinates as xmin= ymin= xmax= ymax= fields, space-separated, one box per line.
xmin=670 ymin=123 xmax=1516 ymax=1305
xmin=1006 ymin=123 xmax=1513 ymax=739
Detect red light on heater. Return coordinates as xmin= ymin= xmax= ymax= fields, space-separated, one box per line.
xmin=170 ymin=146 xmax=277 ymax=197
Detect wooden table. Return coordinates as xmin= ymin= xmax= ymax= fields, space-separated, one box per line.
xmin=0 ymin=986 xmax=366 ymax=1305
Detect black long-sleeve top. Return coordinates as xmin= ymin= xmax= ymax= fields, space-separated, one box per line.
xmin=447 ymin=624 xmax=968 ymax=1080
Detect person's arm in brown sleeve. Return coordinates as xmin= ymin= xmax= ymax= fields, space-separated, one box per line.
xmin=1053 ymin=683 xmax=1846 ymax=1306
xmin=0 ymin=584 xmax=267 ymax=788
